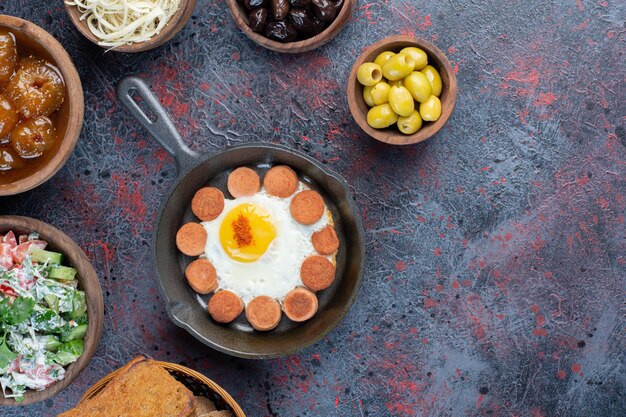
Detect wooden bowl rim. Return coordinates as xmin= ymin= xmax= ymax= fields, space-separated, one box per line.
xmin=64 ymin=0 xmax=196 ymax=53
xmin=226 ymin=0 xmax=354 ymax=53
xmin=0 ymin=215 xmax=104 ymax=406
xmin=347 ymin=35 xmax=458 ymax=145
xmin=77 ymin=360 xmax=247 ymax=417
xmin=0 ymin=14 xmax=84 ymax=196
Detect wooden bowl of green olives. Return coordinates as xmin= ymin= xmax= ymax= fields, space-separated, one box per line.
xmin=227 ymin=0 xmax=353 ymax=53
xmin=347 ymin=35 xmax=457 ymax=145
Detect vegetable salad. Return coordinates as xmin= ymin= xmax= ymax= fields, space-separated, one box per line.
xmin=0 ymin=230 xmax=87 ymax=402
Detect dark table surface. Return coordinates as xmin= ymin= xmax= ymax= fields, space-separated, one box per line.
xmin=2 ymin=0 xmax=625 ymax=416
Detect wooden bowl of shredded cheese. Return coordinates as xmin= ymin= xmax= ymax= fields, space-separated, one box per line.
xmin=64 ymin=0 xmax=196 ymax=52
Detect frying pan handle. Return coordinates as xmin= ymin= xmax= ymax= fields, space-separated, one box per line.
xmin=116 ymin=76 xmax=200 ymax=172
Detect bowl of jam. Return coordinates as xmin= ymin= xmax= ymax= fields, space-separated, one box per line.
xmin=0 ymin=15 xmax=83 ymax=196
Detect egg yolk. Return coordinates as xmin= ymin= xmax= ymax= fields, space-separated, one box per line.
xmin=219 ymin=204 xmax=276 ymax=262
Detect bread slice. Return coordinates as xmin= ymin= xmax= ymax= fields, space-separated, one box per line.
xmin=58 ymin=357 xmax=195 ymax=417
xmin=57 ymin=409 xmax=80 ymax=417
xmin=195 ymin=396 xmax=217 ymax=414
xmin=205 ymin=411 xmax=234 ymax=417
xmin=58 ymin=357 xmax=146 ymax=417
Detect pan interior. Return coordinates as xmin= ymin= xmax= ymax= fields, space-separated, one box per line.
xmin=155 ymin=146 xmax=364 ymax=358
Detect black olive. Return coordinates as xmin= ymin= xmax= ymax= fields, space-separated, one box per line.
xmin=288 ymin=8 xmax=314 ymax=34
xmin=265 ymin=20 xmax=297 ymax=42
xmin=271 ymin=0 xmax=290 ymax=20
xmin=288 ymin=0 xmax=311 ymax=7
xmin=248 ymin=8 xmax=269 ymax=33
xmin=244 ymin=0 xmax=267 ymax=10
xmin=311 ymin=15 xmax=328 ymax=35
xmin=311 ymin=0 xmax=337 ymax=22
xmin=330 ymin=0 xmax=343 ymax=13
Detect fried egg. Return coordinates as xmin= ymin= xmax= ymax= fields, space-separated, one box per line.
xmin=202 ymin=183 xmax=333 ymax=304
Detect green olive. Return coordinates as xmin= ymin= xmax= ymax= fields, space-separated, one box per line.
xmin=419 ymin=95 xmax=442 ymax=121
xmin=388 ymin=79 xmax=404 ymax=88
xmin=367 ymin=103 xmax=399 ymax=129
xmin=420 ymin=65 xmax=442 ymax=96
xmin=363 ymin=86 xmax=375 ymax=107
xmin=388 ymin=86 xmax=414 ymax=117
xmin=382 ymin=53 xmax=415 ymax=81
xmin=357 ymin=63 xmax=383 ymax=86
xmin=400 ymin=47 xmax=428 ymax=70
xmin=370 ymin=82 xmax=391 ymax=105
xmin=403 ymin=71 xmax=432 ymax=103
xmin=397 ymin=110 xmax=423 ymax=135
xmin=374 ymin=51 xmax=395 ymax=68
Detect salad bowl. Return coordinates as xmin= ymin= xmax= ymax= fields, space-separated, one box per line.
xmin=0 ymin=216 xmax=103 ymax=406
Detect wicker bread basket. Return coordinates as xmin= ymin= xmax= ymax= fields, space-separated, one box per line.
xmin=78 ymin=361 xmax=246 ymax=417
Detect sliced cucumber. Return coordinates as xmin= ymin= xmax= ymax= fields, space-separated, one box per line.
xmin=52 ymin=341 xmax=83 ymax=366
xmin=41 ymin=335 xmax=62 ymax=352
xmin=48 ymin=266 xmax=77 ymax=281
xmin=61 ymin=324 xmax=88 ymax=342
xmin=44 ymin=294 xmax=59 ymax=311
xmin=29 ymin=248 xmax=63 ymax=265
xmin=46 ymin=339 xmax=62 ymax=352
xmin=69 ymin=293 xmax=87 ymax=319
xmin=73 ymin=313 xmax=88 ymax=326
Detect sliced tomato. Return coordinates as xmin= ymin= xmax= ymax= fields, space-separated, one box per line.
xmin=0 ymin=243 xmax=13 ymax=269
xmin=25 ymin=363 xmax=56 ymax=388
xmin=0 ymin=284 xmax=18 ymax=297
xmin=12 ymin=240 xmax=47 ymax=263
xmin=2 ymin=231 xmax=17 ymax=249
xmin=16 ymin=268 xmax=35 ymax=291
xmin=10 ymin=358 xmax=20 ymax=373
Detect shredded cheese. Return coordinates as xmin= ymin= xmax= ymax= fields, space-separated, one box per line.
xmin=66 ymin=0 xmax=182 ymax=48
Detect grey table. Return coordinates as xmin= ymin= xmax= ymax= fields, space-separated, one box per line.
xmin=2 ymin=0 xmax=625 ymax=416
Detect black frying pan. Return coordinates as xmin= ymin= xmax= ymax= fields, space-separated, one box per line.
xmin=116 ymin=76 xmax=365 ymax=359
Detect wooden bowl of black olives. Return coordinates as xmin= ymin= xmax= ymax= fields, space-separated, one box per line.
xmin=227 ymin=0 xmax=353 ymax=53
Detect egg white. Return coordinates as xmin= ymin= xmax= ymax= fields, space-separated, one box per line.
xmin=202 ymin=183 xmax=334 ymax=305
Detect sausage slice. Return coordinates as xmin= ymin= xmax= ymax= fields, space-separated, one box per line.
xmin=311 ymin=225 xmax=339 ymax=255
xmin=208 ymin=290 xmax=244 ymax=323
xmin=185 ymin=259 xmax=218 ymax=294
xmin=176 ymin=223 xmax=207 ymax=256
xmin=263 ymin=165 xmax=299 ymax=198
xmin=245 ymin=295 xmax=282 ymax=331
xmin=290 ymin=190 xmax=324 ymax=225
xmin=192 ymin=187 xmax=224 ymax=221
xmin=283 ymin=287 xmax=318 ymax=322
xmin=300 ymin=255 xmax=336 ymax=291
xmin=227 ymin=167 xmax=261 ymax=198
